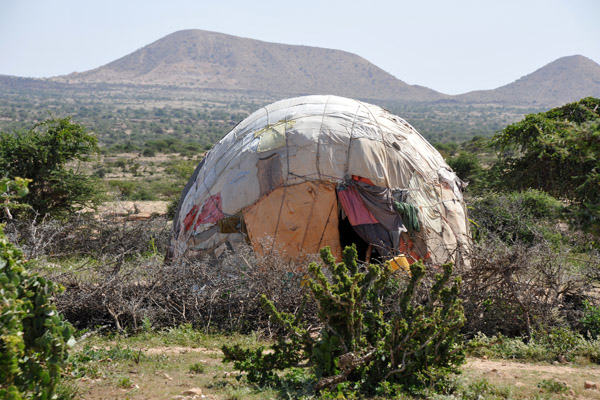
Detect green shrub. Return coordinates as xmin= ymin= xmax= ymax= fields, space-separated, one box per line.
xmin=574 ymin=337 xmax=600 ymax=363
xmin=469 ymin=189 xmax=564 ymax=245
xmin=447 ymin=151 xmax=482 ymax=183
xmin=188 ymin=363 xmax=206 ymax=374
xmin=222 ymin=245 xmax=465 ymax=396
xmin=108 ymin=180 xmax=136 ymax=198
xmin=0 ymin=117 xmax=102 ymax=218
xmin=67 ymin=344 xmax=145 ymax=379
xmin=581 ymin=300 xmax=600 ymax=339
xmin=116 ymin=376 xmax=133 ymax=389
xmin=166 ymin=196 xmax=180 ymax=220
xmin=531 ymin=326 xmax=584 ymax=361
xmin=491 ymin=97 xmax=600 ymax=233
xmin=519 ymin=189 xmax=563 ymax=219
xmin=467 ymin=328 xmax=600 ymax=364
xmin=142 ymin=147 xmax=156 ymax=157
xmin=107 ymin=180 xmax=159 ymax=201
xmin=0 ymin=177 xmax=31 ymax=219
xmin=537 ymin=379 xmax=568 ymax=394
xmin=164 ymin=160 xmax=196 ymax=180
xmin=460 ymin=378 xmax=505 ymax=400
xmin=468 ymin=333 xmax=531 ymax=360
xmin=0 ymin=225 xmax=74 ymax=399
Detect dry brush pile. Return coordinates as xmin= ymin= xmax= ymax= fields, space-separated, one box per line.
xmin=4 ymin=215 xmax=315 ymax=333
xmin=5 ymin=202 xmax=600 ymax=341
xmin=459 ymin=188 xmax=600 ymax=339
xmin=459 ymin=238 xmax=599 ymax=337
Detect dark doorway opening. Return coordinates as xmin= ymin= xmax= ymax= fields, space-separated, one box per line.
xmin=338 ymin=215 xmax=371 ymax=263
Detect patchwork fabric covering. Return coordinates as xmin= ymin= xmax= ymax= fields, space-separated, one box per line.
xmin=169 ymin=95 xmax=469 ymax=265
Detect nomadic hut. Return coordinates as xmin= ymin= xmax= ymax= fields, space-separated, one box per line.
xmin=169 ymin=95 xmax=469 ymax=266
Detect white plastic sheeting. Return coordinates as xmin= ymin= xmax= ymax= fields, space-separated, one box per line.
xmin=170 ymin=95 xmax=469 ymax=265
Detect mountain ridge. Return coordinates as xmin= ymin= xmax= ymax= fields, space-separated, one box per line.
xmin=16 ymin=29 xmax=600 ymax=107
xmin=55 ymin=29 xmax=445 ymax=102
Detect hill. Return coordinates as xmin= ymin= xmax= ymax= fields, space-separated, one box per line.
xmin=456 ymin=55 xmax=600 ymax=106
xmin=54 ymin=29 xmax=445 ymax=102
xmin=16 ymin=30 xmax=600 ymax=107
xmin=3 ymin=31 xmax=599 ymax=146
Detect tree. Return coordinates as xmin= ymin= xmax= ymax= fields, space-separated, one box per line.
xmin=491 ymin=97 xmax=600 ymax=231
xmin=491 ymin=97 xmax=600 ymax=204
xmin=0 ymin=117 xmax=102 ymax=218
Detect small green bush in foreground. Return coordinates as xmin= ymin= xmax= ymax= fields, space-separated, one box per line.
xmin=0 ymin=225 xmax=74 ymax=399
xmin=222 ymin=245 xmax=465 ymax=396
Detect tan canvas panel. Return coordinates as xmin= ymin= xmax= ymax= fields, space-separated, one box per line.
xmin=243 ymin=181 xmax=342 ymax=260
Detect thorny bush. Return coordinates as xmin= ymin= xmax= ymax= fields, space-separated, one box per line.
xmin=464 ymin=188 xmax=600 ymax=339
xmin=459 ymin=237 xmax=598 ymax=338
xmin=222 ymin=245 xmax=465 ymax=396
xmin=3 ymin=208 xmax=171 ymax=261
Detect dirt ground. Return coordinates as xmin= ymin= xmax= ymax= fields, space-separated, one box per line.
xmin=97 ymin=201 xmax=169 ymax=216
xmin=76 ymin=346 xmax=230 ymax=400
xmin=75 ymin=344 xmax=600 ymax=400
xmin=464 ymin=357 xmax=600 ymax=399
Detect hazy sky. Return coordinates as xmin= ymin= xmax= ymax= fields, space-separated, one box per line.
xmin=1 ymin=0 xmax=598 ymax=94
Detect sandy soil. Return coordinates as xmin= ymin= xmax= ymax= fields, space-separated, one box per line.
xmin=97 ymin=201 xmax=169 ymax=216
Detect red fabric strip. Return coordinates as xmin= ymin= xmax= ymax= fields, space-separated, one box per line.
xmin=194 ymin=193 xmax=225 ymax=229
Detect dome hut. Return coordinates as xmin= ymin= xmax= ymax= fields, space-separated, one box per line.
xmin=169 ymin=95 xmax=469 ymax=266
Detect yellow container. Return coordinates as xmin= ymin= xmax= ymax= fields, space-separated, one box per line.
xmin=389 ymin=255 xmax=410 ymax=272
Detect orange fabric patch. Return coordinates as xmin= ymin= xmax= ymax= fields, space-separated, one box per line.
xmin=352 ymin=175 xmax=375 ymax=186
xmin=243 ymin=182 xmax=342 ymax=261
xmin=398 ymin=236 xmax=423 ymax=264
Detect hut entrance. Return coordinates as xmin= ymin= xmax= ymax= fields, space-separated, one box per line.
xmin=338 ymin=215 xmax=371 ymax=263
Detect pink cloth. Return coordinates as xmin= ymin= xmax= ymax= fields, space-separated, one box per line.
xmin=338 ymin=186 xmax=379 ymax=226
xmin=183 ymin=194 xmax=225 ymax=233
